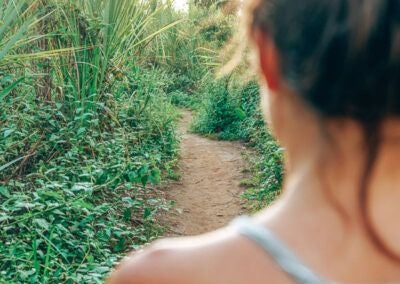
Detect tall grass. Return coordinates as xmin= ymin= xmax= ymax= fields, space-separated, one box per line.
xmin=0 ymin=0 xmax=188 ymax=282
xmin=0 ymin=0 xmax=61 ymax=101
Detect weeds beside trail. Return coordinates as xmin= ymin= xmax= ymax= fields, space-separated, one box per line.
xmin=0 ymin=1 xmax=282 ymax=282
xmin=0 ymin=1 xmax=218 ymax=282
xmin=191 ymin=80 xmax=283 ymax=210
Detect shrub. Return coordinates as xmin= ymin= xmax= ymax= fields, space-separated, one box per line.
xmin=191 ymin=78 xmax=243 ymax=137
xmin=191 ymin=79 xmax=284 ymax=209
xmin=0 ymin=68 xmax=180 ymax=283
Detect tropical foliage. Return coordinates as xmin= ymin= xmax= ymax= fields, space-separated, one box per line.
xmin=0 ymin=0 xmax=182 ymax=282
xmin=0 ymin=1 xmax=282 ymax=282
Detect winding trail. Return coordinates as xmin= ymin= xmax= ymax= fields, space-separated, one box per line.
xmin=162 ymin=110 xmax=248 ymax=236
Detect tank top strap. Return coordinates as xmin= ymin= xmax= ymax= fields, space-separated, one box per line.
xmin=231 ymin=216 xmax=326 ymax=284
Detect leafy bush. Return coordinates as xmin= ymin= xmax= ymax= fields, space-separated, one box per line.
xmin=169 ymin=90 xmax=201 ymax=109
xmin=192 ymin=79 xmax=284 ymax=209
xmin=191 ymin=78 xmax=243 ymax=138
xmin=198 ymin=16 xmax=232 ymax=47
xmin=0 ymin=67 xmax=180 ymax=282
xmin=161 ymin=5 xmax=235 ymax=110
xmin=237 ymin=83 xmax=283 ymax=208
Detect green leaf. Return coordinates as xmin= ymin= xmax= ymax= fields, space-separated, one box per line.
xmin=139 ymin=165 xmax=149 ymax=176
xmin=149 ymin=169 xmax=161 ymax=185
xmin=0 ymin=186 xmax=10 ymax=198
xmin=0 ymin=156 xmax=24 ymax=172
xmin=122 ymin=197 xmax=134 ymax=205
xmin=77 ymin=127 xmax=86 ymax=136
xmin=127 ymin=171 xmax=137 ymax=182
xmin=39 ymin=191 xmax=64 ymax=201
xmin=0 ymin=77 xmax=24 ymax=102
xmin=72 ymin=199 xmax=94 ymax=210
xmin=143 ymin=207 xmax=152 ymax=219
xmin=93 ymin=266 xmax=110 ymax=274
xmin=114 ymin=237 xmax=126 ymax=253
xmin=140 ymin=175 xmax=149 ymax=187
xmin=33 ymin=218 xmax=50 ymax=230
xmin=123 ymin=208 xmax=132 ymax=221
xmin=234 ymin=107 xmax=246 ymax=120
xmin=3 ymin=129 xmax=14 ymax=138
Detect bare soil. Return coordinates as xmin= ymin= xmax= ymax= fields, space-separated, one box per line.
xmin=162 ymin=110 xmax=248 ymax=236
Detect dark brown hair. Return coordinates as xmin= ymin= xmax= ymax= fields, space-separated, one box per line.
xmin=247 ymin=0 xmax=400 ymax=259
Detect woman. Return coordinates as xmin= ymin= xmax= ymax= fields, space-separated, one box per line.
xmin=109 ymin=0 xmax=400 ymax=283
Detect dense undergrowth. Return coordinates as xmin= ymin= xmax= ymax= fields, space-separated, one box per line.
xmin=155 ymin=2 xmax=284 ymax=209
xmin=0 ymin=0 xmax=283 ymax=282
xmin=170 ymin=5 xmax=284 ymax=209
xmin=191 ymin=79 xmax=283 ymax=210
xmin=0 ymin=0 xmax=194 ymax=282
xmin=1 ymin=68 xmax=179 ymax=282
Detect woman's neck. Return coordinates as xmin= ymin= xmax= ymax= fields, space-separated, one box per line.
xmin=280 ymin=117 xmax=400 ymax=252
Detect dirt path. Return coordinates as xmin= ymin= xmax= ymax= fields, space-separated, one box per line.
xmin=162 ymin=110 xmax=248 ymax=236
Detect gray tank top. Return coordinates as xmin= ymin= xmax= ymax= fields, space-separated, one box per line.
xmin=231 ymin=216 xmax=326 ymax=284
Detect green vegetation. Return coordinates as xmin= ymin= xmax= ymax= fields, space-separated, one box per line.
xmin=191 ymin=79 xmax=283 ymax=210
xmin=0 ymin=0 xmax=282 ymax=282
xmin=163 ymin=2 xmax=282 ymax=210
xmin=0 ymin=1 xmax=183 ymax=282
xmin=179 ymin=4 xmax=284 ymax=209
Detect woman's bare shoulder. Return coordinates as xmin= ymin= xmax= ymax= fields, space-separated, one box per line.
xmin=107 ymin=224 xmax=290 ymax=284
xmin=107 ymin=239 xmax=186 ymax=284
xmin=107 ymin=228 xmax=235 ymax=284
